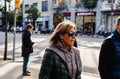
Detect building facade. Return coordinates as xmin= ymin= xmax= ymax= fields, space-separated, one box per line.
xmin=101 ymin=0 xmax=120 ymax=33
xmin=51 ymin=0 xmax=102 ymax=34
xmin=23 ymin=0 xmax=120 ymax=34
xmin=23 ymin=0 xmax=51 ymax=31
xmin=22 ymin=0 xmax=102 ymax=34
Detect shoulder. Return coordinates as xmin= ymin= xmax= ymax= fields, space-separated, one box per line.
xmin=44 ymin=48 xmax=59 ymax=59
xmin=45 ymin=49 xmax=56 ymax=56
xmin=22 ymin=30 xmax=29 ymax=36
xmin=101 ymin=35 xmax=114 ymax=51
xmin=102 ymin=35 xmax=113 ymax=47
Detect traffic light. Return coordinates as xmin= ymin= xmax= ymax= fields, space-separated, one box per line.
xmin=15 ymin=0 xmax=20 ymax=9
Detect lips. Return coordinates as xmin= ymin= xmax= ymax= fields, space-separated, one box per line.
xmin=71 ymin=40 xmax=75 ymax=42
xmin=70 ymin=40 xmax=75 ymax=44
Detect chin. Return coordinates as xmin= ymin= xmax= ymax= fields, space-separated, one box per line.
xmin=69 ymin=44 xmax=73 ymax=47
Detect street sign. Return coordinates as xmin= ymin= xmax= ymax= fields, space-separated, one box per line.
xmin=15 ymin=0 xmax=20 ymax=9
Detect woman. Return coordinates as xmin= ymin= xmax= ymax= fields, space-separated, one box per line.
xmin=39 ymin=20 xmax=82 ymax=79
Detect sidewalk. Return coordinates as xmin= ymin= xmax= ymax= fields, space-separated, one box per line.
xmin=0 ymin=35 xmax=101 ymax=79
xmin=0 ymin=49 xmax=100 ymax=79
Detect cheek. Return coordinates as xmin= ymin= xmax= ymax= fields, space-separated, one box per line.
xmin=118 ymin=27 xmax=120 ymax=30
xmin=63 ymin=36 xmax=74 ymax=45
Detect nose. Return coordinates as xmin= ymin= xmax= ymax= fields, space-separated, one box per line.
xmin=72 ymin=34 xmax=76 ymax=39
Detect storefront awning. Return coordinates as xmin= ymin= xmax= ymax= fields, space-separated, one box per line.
xmin=63 ymin=12 xmax=96 ymax=16
xmin=75 ymin=12 xmax=96 ymax=16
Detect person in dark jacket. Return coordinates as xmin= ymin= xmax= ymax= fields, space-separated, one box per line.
xmin=98 ymin=16 xmax=120 ymax=79
xmin=22 ymin=24 xmax=34 ymax=76
xmin=39 ymin=20 xmax=82 ymax=79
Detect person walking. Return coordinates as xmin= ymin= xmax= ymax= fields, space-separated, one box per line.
xmin=39 ymin=20 xmax=82 ymax=79
xmin=98 ymin=16 xmax=120 ymax=79
xmin=22 ymin=24 xmax=34 ymax=76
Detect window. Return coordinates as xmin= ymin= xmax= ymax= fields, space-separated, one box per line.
xmin=25 ymin=4 xmax=29 ymax=13
xmin=42 ymin=1 xmax=48 ymax=12
xmin=108 ymin=0 xmax=115 ymax=3
xmin=33 ymin=3 xmax=38 ymax=8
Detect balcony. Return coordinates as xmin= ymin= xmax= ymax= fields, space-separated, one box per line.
xmin=101 ymin=1 xmax=116 ymax=11
xmin=52 ymin=3 xmax=59 ymax=9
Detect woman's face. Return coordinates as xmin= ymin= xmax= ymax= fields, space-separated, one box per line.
xmin=61 ymin=27 xmax=76 ymax=48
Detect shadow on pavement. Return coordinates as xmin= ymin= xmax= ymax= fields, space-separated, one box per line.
xmin=83 ymin=66 xmax=99 ymax=75
xmin=16 ymin=75 xmax=24 ymax=79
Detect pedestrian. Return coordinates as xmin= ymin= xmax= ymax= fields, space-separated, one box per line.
xmin=98 ymin=16 xmax=120 ymax=79
xmin=39 ymin=20 xmax=82 ymax=79
xmin=22 ymin=24 xmax=34 ymax=76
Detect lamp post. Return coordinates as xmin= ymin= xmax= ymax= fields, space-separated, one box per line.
xmin=22 ymin=0 xmax=25 ymax=29
xmin=111 ymin=0 xmax=114 ymax=33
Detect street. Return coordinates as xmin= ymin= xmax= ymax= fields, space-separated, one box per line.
xmin=0 ymin=32 xmax=104 ymax=79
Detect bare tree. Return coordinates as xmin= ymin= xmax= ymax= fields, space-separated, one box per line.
xmin=4 ymin=0 xmax=11 ymax=60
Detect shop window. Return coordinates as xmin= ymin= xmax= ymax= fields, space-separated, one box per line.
xmin=42 ymin=1 xmax=48 ymax=12
xmin=76 ymin=0 xmax=78 ymax=2
xmin=45 ymin=21 xmax=49 ymax=29
xmin=108 ymin=0 xmax=115 ymax=3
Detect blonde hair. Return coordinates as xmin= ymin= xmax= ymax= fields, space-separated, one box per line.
xmin=49 ymin=20 xmax=76 ymax=44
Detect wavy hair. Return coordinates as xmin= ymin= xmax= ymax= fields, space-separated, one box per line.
xmin=49 ymin=20 xmax=76 ymax=44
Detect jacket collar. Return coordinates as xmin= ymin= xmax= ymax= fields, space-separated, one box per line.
xmin=113 ymin=30 xmax=120 ymax=41
xmin=54 ymin=41 xmax=72 ymax=53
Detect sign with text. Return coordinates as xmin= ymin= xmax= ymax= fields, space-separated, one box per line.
xmin=76 ymin=12 xmax=96 ymax=16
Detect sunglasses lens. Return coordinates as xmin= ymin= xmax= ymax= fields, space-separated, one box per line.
xmin=68 ymin=32 xmax=77 ymax=36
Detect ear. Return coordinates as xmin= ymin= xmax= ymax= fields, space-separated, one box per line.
xmin=59 ymin=34 xmax=63 ymax=39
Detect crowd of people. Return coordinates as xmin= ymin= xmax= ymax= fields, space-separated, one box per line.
xmin=21 ymin=16 xmax=120 ymax=79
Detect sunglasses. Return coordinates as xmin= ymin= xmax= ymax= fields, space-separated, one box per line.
xmin=67 ymin=32 xmax=77 ymax=36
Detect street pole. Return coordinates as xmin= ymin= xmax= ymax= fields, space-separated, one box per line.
xmin=22 ymin=0 xmax=25 ymax=29
xmin=13 ymin=0 xmax=20 ymax=61
xmin=111 ymin=0 xmax=114 ymax=33
xmin=13 ymin=9 xmax=17 ymax=61
xmin=4 ymin=0 xmax=8 ymax=60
